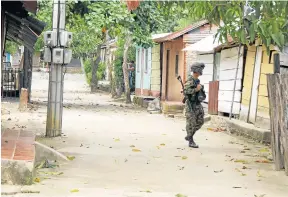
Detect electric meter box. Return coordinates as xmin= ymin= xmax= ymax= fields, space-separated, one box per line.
xmin=60 ymin=31 xmax=73 ymax=47
xmin=63 ymin=49 xmax=72 ymax=64
xmin=44 ymin=31 xmax=57 ymax=47
xmin=52 ymin=48 xmax=64 ymax=64
xmin=52 ymin=48 xmax=72 ymax=64
xmin=43 ymin=47 xmax=51 ymax=63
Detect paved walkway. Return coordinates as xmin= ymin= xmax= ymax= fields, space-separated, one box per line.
xmin=1 ymin=72 xmax=288 ymax=197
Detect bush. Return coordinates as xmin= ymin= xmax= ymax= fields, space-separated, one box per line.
xmin=83 ymin=58 xmax=106 ymax=85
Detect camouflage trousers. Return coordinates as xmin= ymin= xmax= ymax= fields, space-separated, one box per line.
xmin=185 ymin=102 xmax=204 ymax=138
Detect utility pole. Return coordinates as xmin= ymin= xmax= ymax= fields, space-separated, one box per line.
xmin=43 ymin=0 xmax=72 ymax=137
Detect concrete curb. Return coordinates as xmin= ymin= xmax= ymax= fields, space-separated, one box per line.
xmin=34 ymin=141 xmax=69 ymax=167
xmin=1 ymin=159 xmax=35 ymax=185
xmin=210 ymin=116 xmax=271 ymax=144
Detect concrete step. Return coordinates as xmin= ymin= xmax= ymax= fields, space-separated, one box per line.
xmin=1 ymin=129 xmax=36 ymax=185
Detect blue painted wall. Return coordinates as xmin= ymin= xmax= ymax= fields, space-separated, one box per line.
xmin=135 ymin=46 xmax=152 ymax=95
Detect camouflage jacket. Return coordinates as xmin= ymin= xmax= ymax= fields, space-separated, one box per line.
xmin=184 ymin=76 xmax=204 ymax=103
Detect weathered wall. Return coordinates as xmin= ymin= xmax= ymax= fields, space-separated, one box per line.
xmin=218 ymin=46 xmax=244 ymax=114
xmin=255 ymin=46 xmax=275 ymax=129
xmin=240 ymin=45 xmax=257 ymax=122
xmin=150 ymin=44 xmax=161 ymax=97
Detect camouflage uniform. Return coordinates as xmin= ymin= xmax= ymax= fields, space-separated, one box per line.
xmin=184 ymin=63 xmax=205 ymax=148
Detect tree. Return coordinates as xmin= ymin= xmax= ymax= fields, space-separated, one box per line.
xmin=5 ymin=40 xmax=18 ymax=54
xmin=188 ymin=1 xmax=288 ymax=52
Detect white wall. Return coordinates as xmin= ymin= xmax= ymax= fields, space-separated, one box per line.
xmin=218 ymin=46 xmax=244 ymax=114
xmin=197 ymin=53 xmax=214 ymax=103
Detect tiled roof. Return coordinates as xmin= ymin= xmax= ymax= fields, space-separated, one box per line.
xmin=153 ymin=20 xmax=209 ymax=43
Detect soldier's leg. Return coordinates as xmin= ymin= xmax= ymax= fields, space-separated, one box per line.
xmin=188 ymin=105 xmax=204 ymax=148
xmin=193 ymin=104 xmax=205 ymax=134
xmin=185 ymin=113 xmax=193 ymax=141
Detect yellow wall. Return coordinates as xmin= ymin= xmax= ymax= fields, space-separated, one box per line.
xmin=151 ymin=44 xmax=161 ymax=92
xmin=240 ymin=45 xmax=256 ymax=121
xmin=255 ymin=46 xmax=276 ymax=129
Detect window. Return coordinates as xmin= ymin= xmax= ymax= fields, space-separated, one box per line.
xmin=137 ymin=49 xmax=140 ymax=72
xmin=175 ymin=54 xmax=179 ymax=77
xmin=145 ymin=49 xmax=149 ymax=73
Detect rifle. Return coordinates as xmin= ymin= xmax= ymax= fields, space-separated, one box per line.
xmin=177 ymin=76 xmax=192 ymax=112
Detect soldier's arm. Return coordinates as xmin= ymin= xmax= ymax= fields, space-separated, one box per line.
xmin=184 ymin=79 xmax=196 ymax=95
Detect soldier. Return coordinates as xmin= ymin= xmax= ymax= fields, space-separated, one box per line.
xmin=184 ymin=62 xmax=205 ymax=148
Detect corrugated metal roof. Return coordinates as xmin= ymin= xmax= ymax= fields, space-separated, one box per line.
xmin=183 ymin=33 xmax=214 ymax=44
xmin=152 ymin=33 xmax=172 ymax=40
xmin=5 ymin=12 xmax=46 ymax=52
xmin=153 ymin=20 xmax=209 ymax=43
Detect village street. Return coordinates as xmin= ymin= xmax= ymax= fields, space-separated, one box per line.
xmin=1 ymin=72 xmax=288 ymax=197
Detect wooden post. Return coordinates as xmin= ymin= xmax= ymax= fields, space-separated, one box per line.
xmin=267 ymin=74 xmax=288 ymax=175
xmin=273 ymin=53 xmax=280 ymax=74
xmin=19 ymin=88 xmax=28 ymax=111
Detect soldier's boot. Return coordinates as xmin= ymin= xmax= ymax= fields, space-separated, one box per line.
xmin=184 ymin=136 xmax=190 ymax=141
xmin=189 ymin=132 xmax=199 ymax=148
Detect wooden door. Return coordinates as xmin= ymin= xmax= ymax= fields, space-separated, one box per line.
xmin=249 ymin=46 xmax=262 ymax=123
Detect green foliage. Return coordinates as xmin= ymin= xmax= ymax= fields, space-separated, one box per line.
xmin=5 ymin=41 xmax=18 ymax=54
xmin=84 ymin=59 xmax=106 ymax=85
xmin=84 ymin=59 xmax=92 ymax=85
xmin=113 ymin=36 xmax=136 ymax=87
xmin=34 ymin=0 xmax=52 ymax=52
xmin=188 ymin=1 xmax=288 ymax=52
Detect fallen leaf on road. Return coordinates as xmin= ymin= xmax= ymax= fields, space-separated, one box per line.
xmin=214 ymin=169 xmax=223 ymax=173
xmin=39 ymin=171 xmax=63 ymax=176
xmin=67 ymin=156 xmax=75 ymax=161
xmin=235 ymin=168 xmax=242 ymax=172
xmin=257 ymin=170 xmax=264 ymax=177
xmin=174 ymin=156 xmax=181 ymax=158
xmin=240 ymin=150 xmax=246 ymax=153
xmin=140 ymin=190 xmax=152 ymax=193
xmin=175 ymin=194 xmax=187 ymax=197
xmin=70 ymin=189 xmax=79 ymax=193
xmin=34 ymin=177 xmax=40 ymax=183
xmin=182 ymin=156 xmax=188 ymax=160
xmin=130 ymin=145 xmax=135 ymax=148
xmin=241 ymin=173 xmax=247 ymax=176
xmin=254 ymin=194 xmax=266 ymax=197
xmin=232 ymin=186 xmax=242 ymax=189
xmin=259 ymin=148 xmax=269 ymax=153
xmin=132 ymin=149 xmax=141 ymax=152
xmin=114 ymin=138 xmax=120 ymax=142
xmin=234 ymin=159 xmax=249 ymax=164
xmin=255 ymin=160 xmax=271 ymax=163
xmin=162 ymin=134 xmax=167 ymax=136
xmin=160 ymin=143 xmax=165 ymax=146
xmin=156 ymin=146 xmax=160 ymax=149
xmin=243 ymin=148 xmax=251 ymax=151
xmin=242 ymin=166 xmax=250 ymax=169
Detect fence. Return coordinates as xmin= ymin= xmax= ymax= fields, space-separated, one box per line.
xmin=267 ymin=74 xmax=288 ymax=175
xmin=1 ymin=62 xmax=24 ymax=98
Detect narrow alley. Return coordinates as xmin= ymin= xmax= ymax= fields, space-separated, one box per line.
xmin=1 ymin=71 xmax=288 ymax=197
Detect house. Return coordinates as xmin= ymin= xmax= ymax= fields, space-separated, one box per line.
xmin=135 ymin=33 xmax=171 ymax=98
xmin=100 ymin=38 xmax=117 ymax=81
xmin=152 ymin=20 xmax=217 ymax=113
xmin=184 ymin=34 xmax=244 ymax=115
xmin=185 ymin=33 xmax=288 ymax=130
xmin=239 ymin=44 xmax=288 ymax=129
